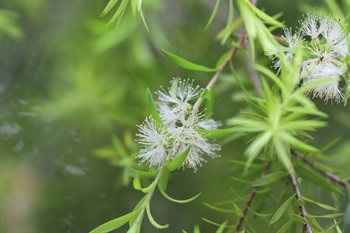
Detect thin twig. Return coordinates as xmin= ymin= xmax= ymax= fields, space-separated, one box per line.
xmin=292 ymin=149 xmax=350 ymax=189
xmin=193 ymin=34 xmax=247 ymax=112
xmin=289 ymin=173 xmax=313 ymax=233
xmin=234 ymin=162 xmax=271 ymax=233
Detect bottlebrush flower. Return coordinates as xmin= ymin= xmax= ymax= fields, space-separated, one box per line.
xmin=136 ymin=78 xmax=221 ymax=171
xmin=268 ymin=13 xmax=349 ymax=104
xmin=136 ymin=117 xmax=170 ymax=168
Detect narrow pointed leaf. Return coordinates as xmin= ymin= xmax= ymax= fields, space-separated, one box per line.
xmin=90 ymin=212 xmax=134 ymax=233
xmin=309 ymin=213 xmax=345 ymax=219
xmin=248 ymin=208 xmax=272 ymax=217
xmin=205 ymin=0 xmax=221 ymax=30
xmin=108 ymin=0 xmax=129 ymax=27
xmin=165 ymin=147 xmax=190 ymax=171
xmin=197 ymin=127 xmax=240 ymax=139
xmin=216 ymin=221 xmax=228 ymax=233
xmin=99 ymin=0 xmax=120 ymax=19
xmin=137 ymin=0 xmax=142 ymax=11
xmin=302 ymin=196 xmax=339 ymax=211
xmin=247 ymin=2 xmax=285 ymax=27
xmin=232 ymin=203 xmax=244 ymax=217
xmin=295 ymin=164 xmax=343 ymax=194
xmin=274 ymin=139 xmax=294 ymax=175
xmin=129 ymin=196 xmax=147 ymax=226
xmin=129 ymin=168 xmax=158 ymax=179
xmin=276 ymin=219 xmax=294 ymax=233
xmin=289 ymin=214 xmax=307 ymax=224
xmin=130 ymin=0 xmax=137 ymax=15
xmin=161 ymin=50 xmax=217 ymax=72
xmin=335 ymin=220 xmax=342 ymax=233
xmin=159 ymin=168 xmax=170 ymax=191
xmin=252 ymin=172 xmax=288 ymax=186
xmin=269 ymin=195 xmax=295 ymax=225
xmin=244 ymin=131 xmax=272 ymax=173
xmin=146 ymin=203 xmax=169 ymax=229
xmin=203 ymin=202 xmax=235 ymax=213
xmin=146 ymin=88 xmax=163 ymax=126
xmin=133 ymin=172 xmax=142 ymax=190
xmin=139 ymin=9 xmax=150 ymax=33
xmin=219 ymin=0 xmax=234 ymax=44
xmin=158 ymin=183 xmax=201 ymax=203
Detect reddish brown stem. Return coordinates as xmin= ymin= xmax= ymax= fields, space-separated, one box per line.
xmin=289 ymin=173 xmax=313 ymax=233
xmin=193 ymin=33 xmax=247 ymax=111
xmin=292 ymin=149 xmax=350 ymax=189
xmin=234 ymin=162 xmax=271 ymax=233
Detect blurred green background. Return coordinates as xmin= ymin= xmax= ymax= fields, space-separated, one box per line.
xmin=1 ymin=0 xmax=349 ymax=232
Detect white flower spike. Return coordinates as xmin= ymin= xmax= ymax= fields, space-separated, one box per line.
xmin=136 ymin=78 xmax=221 ymax=171
xmin=269 ymin=13 xmax=349 ymax=104
xmin=136 ymin=117 xmax=169 ymax=169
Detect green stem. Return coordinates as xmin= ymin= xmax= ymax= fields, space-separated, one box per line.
xmin=127 ymin=166 xmax=165 ymax=233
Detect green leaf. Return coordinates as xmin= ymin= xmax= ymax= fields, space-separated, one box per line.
xmin=309 ymin=213 xmax=345 ymax=219
xmin=273 ymin=138 xmax=294 ymax=175
xmin=269 ymin=195 xmax=295 ymax=225
xmin=194 ymin=225 xmax=200 ymax=233
xmin=205 ymin=0 xmax=221 ymax=30
xmin=232 ymin=203 xmax=244 ymax=217
xmin=202 ymin=89 xmax=215 ymax=119
xmin=216 ymin=221 xmax=228 ymax=233
xmin=308 ymin=216 xmax=324 ymax=232
xmin=146 ymin=88 xmax=163 ymax=127
xmin=165 ymin=147 xmax=190 ymax=171
xmin=108 ymin=0 xmax=129 ymax=27
xmin=90 ymin=211 xmax=134 ymax=233
xmin=129 ymin=168 xmax=158 ymax=179
xmin=219 ymin=0 xmax=234 ymax=44
xmin=146 ymin=203 xmax=169 ymax=229
xmin=246 ymin=2 xmax=285 ymax=27
xmin=248 ymin=208 xmax=272 ymax=217
xmin=252 ymin=172 xmax=288 ymax=186
xmin=203 ymin=202 xmax=235 ymax=213
xmin=138 ymin=9 xmax=150 ymax=33
xmin=200 ymin=88 xmax=212 ymax=100
xmin=159 ymin=168 xmax=170 ymax=191
xmin=255 ymin=64 xmax=287 ymax=94
xmin=244 ymin=99 xmax=267 ymax=116
xmin=276 ymin=219 xmax=294 ymax=233
xmin=230 ymin=177 xmax=253 ymax=185
xmin=161 ymin=50 xmax=217 ymax=72
xmin=127 ymin=219 xmax=142 ymax=233
xmin=289 ymin=214 xmax=307 ymax=224
xmin=99 ymin=0 xmax=120 ymax=19
xmin=282 ymin=134 xmax=318 ymax=154
xmin=133 ymin=172 xmax=141 ymax=190
xmin=129 ymin=196 xmax=147 ymax=226
xmin=197 ymin=127 xmax=240 ymax=139
xmin=302 ymin=196 xmax=339 ymax=211
xmin=136 ymin=0 xmax=142 ymax=11
xmin=295 ymin=164 xmax=343 ymax=194
xmin=140 ymin=183 xmax=154 ymax=193
xmin=335 ymin=220 xmax=342 ymax=233
xmin=130 ymin=0 xmax=137 ymax=15
xmin=158 ymin=183 xmax=201 ymax=204
xmin=244 ymin=131 xmax=272 ymax=174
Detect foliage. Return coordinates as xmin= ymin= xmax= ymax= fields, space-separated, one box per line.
xmin=1 ymin=0 xmax=349 ymax=233
xmin=90 ymin=0 xmax=350 ymax=233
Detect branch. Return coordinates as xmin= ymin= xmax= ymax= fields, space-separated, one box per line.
xmin=193 ymin=33 xmax=248 ymax=111
xmin=289 ymin=173 xmax=313 ymax=233
xmin=291 ymin=149 xmax=350 ymax=189
xmin=234 ymin=162 xmax=271 ymax=233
